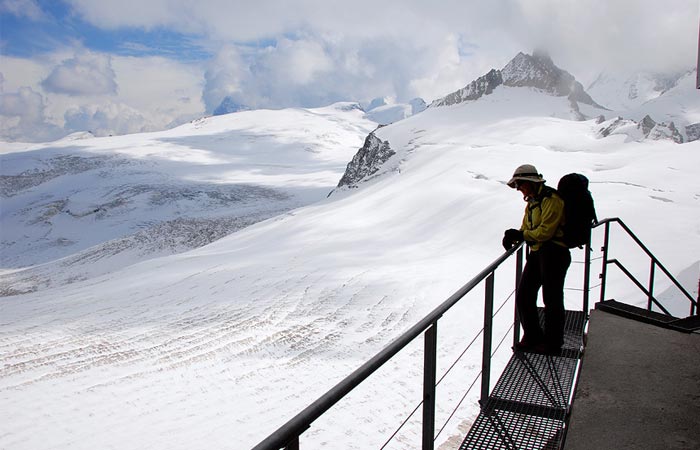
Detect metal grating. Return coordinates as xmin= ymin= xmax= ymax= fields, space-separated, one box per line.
xmin=461 ymin=409 xmax=565 ymax=450
xmin=460 ymin=309 xmax=586 ymax=450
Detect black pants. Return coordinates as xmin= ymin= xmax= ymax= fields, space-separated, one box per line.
xmin=516 ymin=243 xmax=571 ymax=346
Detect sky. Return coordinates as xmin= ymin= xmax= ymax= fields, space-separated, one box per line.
xmin=0 ymin=0 xmax=698 ymax=142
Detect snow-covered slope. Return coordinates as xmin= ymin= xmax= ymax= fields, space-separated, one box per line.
xmin=0 ymin=103 xmax=376 ymax=293
xmin=1 ymin=63 xmax=699 ymax=450
xmin=586 ymin=70 xmax=687 ymax=112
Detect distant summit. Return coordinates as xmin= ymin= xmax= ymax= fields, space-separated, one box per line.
xmin=361 ymin=96 xmax=426 ymax=125
xmin=213 ymin=96 xmax=250 ymax=116
xmin=431 ymin=51 xmax=603 ymax=111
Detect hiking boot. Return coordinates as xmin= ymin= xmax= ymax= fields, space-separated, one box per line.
xmin=513 ymin=337 xmax=543 ymax=352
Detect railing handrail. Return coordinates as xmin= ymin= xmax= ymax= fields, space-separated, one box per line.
xmin=251 ymin=244 xmax=524 ymax=450
xmin=594 ymin=217 xmax=697 ymax=310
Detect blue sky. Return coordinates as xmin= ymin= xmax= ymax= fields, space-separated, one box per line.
xmin=1 ymin=1 xmax=211 ymax=60
xmin=0 ymin=0 xmax=697 ymax=142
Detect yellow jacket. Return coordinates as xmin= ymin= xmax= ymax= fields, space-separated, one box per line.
xmin=520 ymin=184 xmax=566 ymax=251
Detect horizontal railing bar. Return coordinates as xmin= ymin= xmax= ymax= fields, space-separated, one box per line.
xmin=595 ymin=218 xmax=696 ymax=307
xmin=251 ymin=243 xmax=524 ymax=450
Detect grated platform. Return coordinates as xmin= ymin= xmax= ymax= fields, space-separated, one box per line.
xmin=459 ymin=309 xmax=586 ymax=450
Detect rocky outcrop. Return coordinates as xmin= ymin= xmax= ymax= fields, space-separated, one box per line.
xmin=597 ymin=117 xmax=629 ymax=138
xmin=337 ymin=132 xmax=395 ymax=188
xmin=636 ymin=115 xmax=683 ymax=143
xmin=647 ymin=121 xmax=684 ymax=144
xmin=638 ymin=115 xmax=657 ymax=136
xmin=685 ymin=123 xmax=700 ymax=142
xmin=431 ymin=69 xmax=503 ymax=107
xmin=598 ymin=115 xmax=684 ymax=143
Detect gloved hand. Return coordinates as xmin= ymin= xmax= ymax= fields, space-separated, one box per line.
xmin=502 ymin=228 xmax=524 ymax=250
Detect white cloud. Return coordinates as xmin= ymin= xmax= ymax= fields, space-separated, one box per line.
xmin=64 ymin=0 xmax=699 ymax=79
xmin=63 ymin=102 xmax=153 ymax=136
xmin=0 ymin=86 xmax=63 ymax=141
xmin=42 ymin=52 xmax=118 ymax=96
xmin=0 ymin=52 xmax=205 ymax=141
xmin=110 ymin=55 xmax=205 ymax=128
xmin=0 ymin=0 xmax=45 ymax=20
xmin=263 ymin=38 xmax=333 ymax=85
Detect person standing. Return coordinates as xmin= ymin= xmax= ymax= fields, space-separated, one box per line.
xmin=502 ymin=164 xmax=571 ymax=354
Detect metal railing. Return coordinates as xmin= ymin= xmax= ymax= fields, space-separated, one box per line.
xmin=595 ymin=218 xmax=698 ymax=316
xmin=252 ymin=217 xmax=697 ymax=450
xmin=252 ymin=244 xmax=526 ymax=450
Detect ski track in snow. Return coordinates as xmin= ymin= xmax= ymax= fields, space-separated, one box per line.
xmin=0 ymin=268 xmax=414 ymax=393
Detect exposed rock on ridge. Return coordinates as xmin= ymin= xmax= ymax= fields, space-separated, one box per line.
xmin=336 ymin=131 xmax=395 ymax=188
xmin=431 ymin=69 xmax=503 ymax=107
xmin=597 ymin=115 xmax=684 ymax=143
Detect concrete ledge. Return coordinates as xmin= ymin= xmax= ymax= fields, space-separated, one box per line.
xmin=565 ymin=309 xmax=700 ymax=450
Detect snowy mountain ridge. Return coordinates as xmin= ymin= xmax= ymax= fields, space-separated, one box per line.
xmin=431 ymin=51 xmax=603 ymax=115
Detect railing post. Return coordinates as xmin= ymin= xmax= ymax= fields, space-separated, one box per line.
xmin=599 ymin=221 xmax=611 ymax=303
xmin=422 ymin=323 xmax=438 ymax=450
xmin=480 ymin=272 xmax=495 ymax=406
xmin=647 ymin=261 xmax=656 ymax=311
xmin=513 ymin=247 xmax=524 ymax=347
xmin=583 ymin=240 xmax=592 ymax=315
xmin=284 ymin=436 xmax=299 ymax=450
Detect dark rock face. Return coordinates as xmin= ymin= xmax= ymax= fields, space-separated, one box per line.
xmin=685 ymin=123 xmax=700 ymax=142
xmin=431 ymin=69 xmax=503 ymax=107
xmin=337 ymin=132 xmax=395 ymax=188
xmin=213 ymin=96 xmax=249 ymax=116
xmin=638 ymin=115 xmax=657 ymax=136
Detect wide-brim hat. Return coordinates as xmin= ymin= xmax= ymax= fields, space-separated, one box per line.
xmin=507 ymin=164 xmax=545 ymax=188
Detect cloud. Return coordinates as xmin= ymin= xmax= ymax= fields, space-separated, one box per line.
xmin=202 ymin=45 xmax=249 ymax=112
xmin=65 ymin=0 xmax=698 ymax=79
xmin=0 ymin=51 xmax=205 ymax=142
xmin=0 ymin=0 xmax=45 ymax=20
xmin=0 ymin=85 xmax=64 ymax=141
xmin=63 ymin=102 xmax=153 ymax=136
xmin=201 ymin=34 xmax=467 ymax=113
xmin=42 ymin=52 xmax=118 ymax=96
xmin=3 ymin=0 xmax=698 ymax=141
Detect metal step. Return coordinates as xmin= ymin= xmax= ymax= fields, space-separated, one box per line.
xmin=596 ymin=300 xmax=700 ymax=333
xmin=459 ymin=309 xmax=585 ymax=450
xmin=596 ymin=299 xmax=677 ymax=324
xmin=668 ymin=315 xmax=700 ymax=332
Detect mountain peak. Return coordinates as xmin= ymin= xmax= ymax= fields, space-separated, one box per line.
xmin=501 ymin=51 xmax=573 ymax=96
xmin=431 ymin=51 xmax=602 ymax=111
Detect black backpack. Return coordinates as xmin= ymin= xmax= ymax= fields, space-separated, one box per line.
xmin=556 ymin=173 xmax=597 ymax=248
